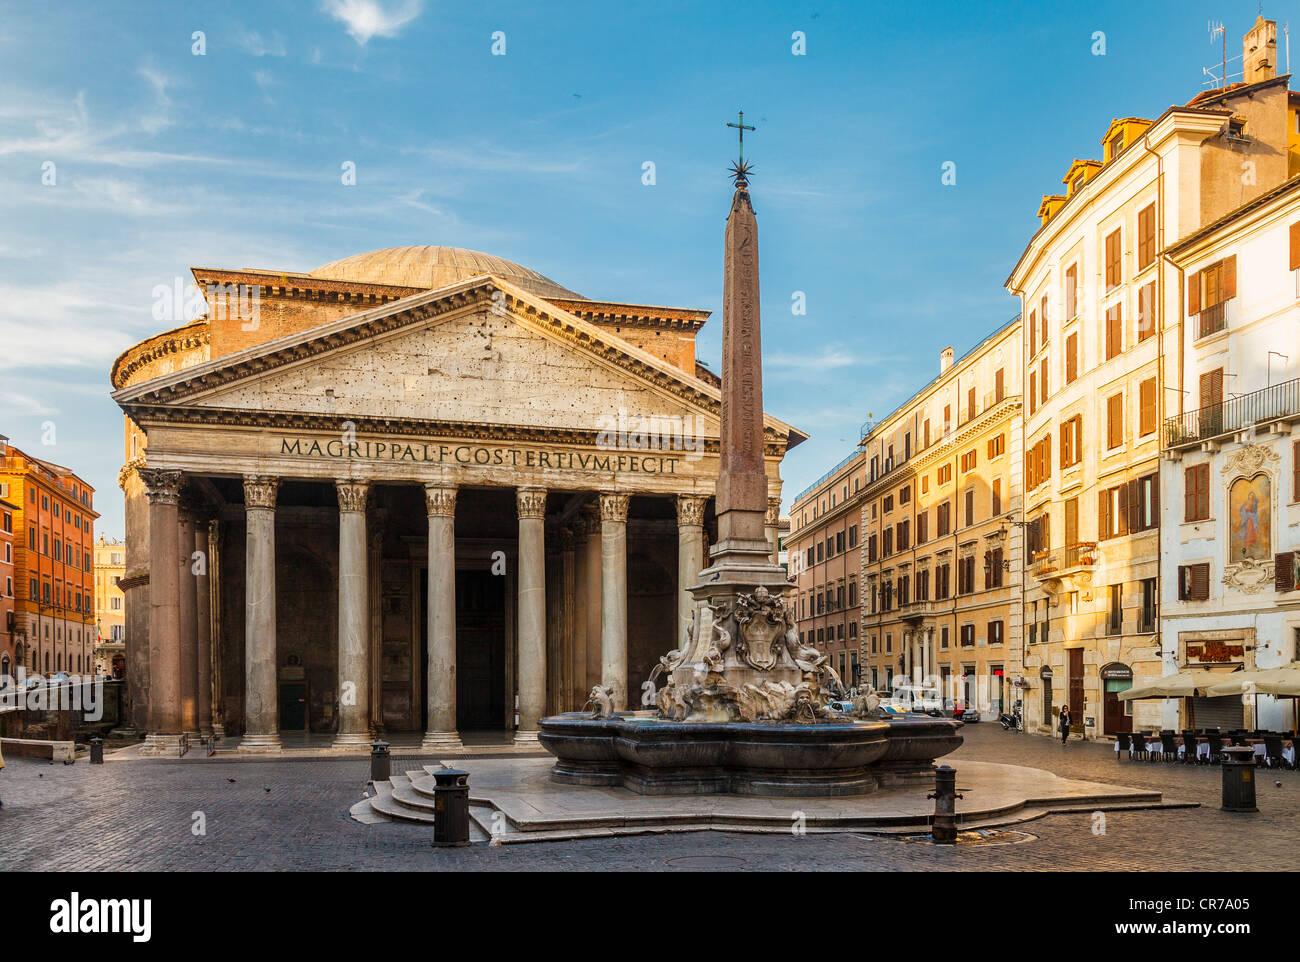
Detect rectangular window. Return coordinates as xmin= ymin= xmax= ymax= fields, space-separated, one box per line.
xmin=1105 ymin=303 xmax=1123 ymax=360
xmin=987 ymin=433 xmax=1005 ymax=459
xmin=1139 ymin=377 xmax=1157 ymax=436
xmin=936 ymin=502 xmax=950 ymax=537
xmin=960 ymin=624 xmax=975 ymax=647
xmin=1177 ymin=563 xmax=1210 ymax=601
xmin=964 ymin=488 xmax=975 ymax=527
xmin=1060 ymin=415 xmax=1082 ymax=468
xmin=989 ymin=620 xmax=1004 ymax=646
xmin=898 ymin=484 xmax=910 ymax=505
xmin=994 ymin=367 xmax=1005 ymax=402
xmin=916 ymin=511 xmax=928 ymax=544
xmin=1107 ymin=584 xmax=1123 ymax=635
xmin=992 ymin=478 xmax=1002 ymax=516
xmin=1039 ymin=357 xmax=1048 ymax=403
xmin=848 ymin=525 xmax=857 ymax=548
xmin=1065 ymin=332 xmax=1078 ymax=383
xmin=1040 ymin=295 xmax=1048 ymax=346
xmin=1139 ymin=578 xmax=1157 ymax=632
xmin=1107 ymin=393 xmax=1123 ymax=450
xmin=1184 ymin=463 xmax=1210 ymax=521
xmin=967 ymin=386 xmax=976 ymax=422
xmin=1137 ymin=202 xmax=1156 ymax=270
xmin=1028 ymin=370 xmax=1037 ymax=415
xmin=1105 ymin=228 xmax=1122 ymax=288
xmin=1029 ymin=309 xmax=1038 ymax=356
xmin=1065 ymin=263 xmax=1078 ymax=319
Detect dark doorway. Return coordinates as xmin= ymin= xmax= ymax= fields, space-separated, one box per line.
xmin=279 ymin=683 xmax=307 ymax=731
xmin=455 ymin=570 xmax=507 ymax=730
xmin=1067 ymin=648 xmax=1085 ymax=732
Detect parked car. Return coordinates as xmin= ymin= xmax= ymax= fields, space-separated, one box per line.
xmin=890 ymin=684 xmax=944 ymax=715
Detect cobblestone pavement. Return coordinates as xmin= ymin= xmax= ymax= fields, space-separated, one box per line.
xmin=0 ymin=724 xmax=1294 ymax=871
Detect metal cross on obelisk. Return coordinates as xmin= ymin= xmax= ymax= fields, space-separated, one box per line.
xmin=726 ymin=110 xmax=756 ymax=186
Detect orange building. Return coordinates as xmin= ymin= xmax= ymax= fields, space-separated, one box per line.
xmin=0 ymin=436 xmax=98 ymax=678
xmin=0 ymin=494 xmax=15 ymax=679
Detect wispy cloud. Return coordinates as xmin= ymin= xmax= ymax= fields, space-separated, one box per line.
xmin=322 ymin=0 xmax=423 ymax=44
xmin=767 ymin=346 xmax=865 ymax=372
xmin=136 ymin=63 xmax=176 ymax=134
xmin=237 ymin=30 xmax=287 ymax=57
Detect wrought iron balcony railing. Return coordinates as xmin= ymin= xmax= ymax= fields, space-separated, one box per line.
xmin=1164 ymin=376 xmax=1300 ymax=449
xmin=1196 ymin=301 xmax=1227 ymax=340
xmin=1031 ymin=543 xmax=1097 ymax=581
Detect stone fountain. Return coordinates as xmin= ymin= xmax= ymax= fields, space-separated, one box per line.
xmin=538 ymin=149 xmax=961 ymax=796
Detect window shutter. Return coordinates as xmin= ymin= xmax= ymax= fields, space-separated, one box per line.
xmin=1100 ymin=489 xmax=1110 ymax=538
xmin=1140 ymin=378 xmax=1156 ymax=435
xmin=1291 ymin=222 xmax=1300 ymax=271
xmin=1188 ymin=270 xmax=1201 ymax=315
xmin=1150 ymin=474 xmax=1159 ymax=523
xmin=1276 ymin=552 xmax=1296 ymax=592
xmin=1221 ymin=255 xmax=1236 ymax=299
xmin=1192 ymin=563 xmax=1210 ymax=601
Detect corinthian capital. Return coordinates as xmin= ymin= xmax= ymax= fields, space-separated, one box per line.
xmin=676 ymin=494 xmax=707 ymax=527
xmin=516 ymin=487 xmax=547 ymax=519
xmin=599 ymin=491 xmax=630 ymax=523
xmin=243 ymin=475 xmax=280 ymax=510
xmin=140 ymin=468 xmax=184 ymax=506
xmin=336 ymin=479 xmax=370 ymax=513
xmin=424 ymin=483 xmax=457 ymax=517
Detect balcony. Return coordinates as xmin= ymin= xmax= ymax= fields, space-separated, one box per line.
xmin=1031 ymin=543 xmax=1097 ymax=583
xmin=1195 ymin=301 xmax=1226 ymax=340
xmin=1164 ymin=376 xmax=1300 ymax=450
xmin=898 ymin=599 xmax=937 ymax=623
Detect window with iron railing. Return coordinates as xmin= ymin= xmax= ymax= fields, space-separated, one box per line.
xmin=1197 ymin=300 xmax=1226 ymax=339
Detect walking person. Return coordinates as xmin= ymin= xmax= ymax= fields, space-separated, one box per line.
xmin=1058 ymin=705 xmax=1071 ymax=745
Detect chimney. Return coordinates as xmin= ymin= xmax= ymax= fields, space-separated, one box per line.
xmin=940 ymin=347 xmax=954 ymax=374
xmin=1243 ymin=16 xmax=1277 ymax=84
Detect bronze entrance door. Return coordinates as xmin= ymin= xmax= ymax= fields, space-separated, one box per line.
xmin=1067 ymin=648 xmax=1085 ymax=732
xmin=455 ymin=570 xmax=506 ymax=730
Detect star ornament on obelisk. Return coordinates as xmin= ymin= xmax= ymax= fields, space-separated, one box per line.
xmin=726 ymin=110 xmax=755 ymax=187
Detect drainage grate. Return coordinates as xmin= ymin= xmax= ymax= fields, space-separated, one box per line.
xmin=665 ymin=855 xmax=749 ymax=869
xmin=895 ymin=828 xmax=1036 ymax=847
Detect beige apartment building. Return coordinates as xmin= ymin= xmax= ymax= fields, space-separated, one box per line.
xmin=788 ymin=452 xmax=865 ymax=691
xmin=1005 ymin=16 xmax=1300 ymax=737
xmin=94 ymin=535 xmax=126 ymax=678
xmin=790 ymin=321 xmax=1026 ymax=717
xmin=858 ymin=324 xmax=1024 ymax=718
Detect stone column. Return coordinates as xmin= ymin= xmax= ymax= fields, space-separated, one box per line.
xmin=242 ymin=476 xmax=281 ymax=753
xmin=194 ymin=518 xmax=213 ymax=739
xmin=765 ymin=497 xmax=782 ymax=564
xmin=423 ymin=484 xmax=462 ymax=748
xmin=570 ymin=519 xmax=590 ymax=709
xmin=675 ymin=495 xmax=707 ymax=652
xmin=902 ymin=629 xmax=912 ymax=679
xmin=559 ymin=527 xmax=577 ymax=713
xmin=912 ymin=632 xmax=923 ymax=688
xmin=208 ymin=520 xmax=224 ymax=738
xmin=333 ymin=480 xmax=372 ymax=748
xmin=514 ymin=487 xmax=547 ymax=743
xmin=921 ymin=625 xmax=932 ymax=686
xmin=139 ymin=469 xmax=184 ymax=757
xmin=599 ymin=491 xmax=630 ymax=709
xmin=177 ymin=506 xmax=200 ymax=740
xmin=582 ymin=505 xmax=602 ymax=697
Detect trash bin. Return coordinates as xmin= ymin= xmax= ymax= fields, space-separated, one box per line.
xmin=89 ymin=737 xmax=103 ymax=764
xmin=1219 ymin=745 xmax=1257 ymax=813
xmin=370 ymin=740 xmax=390 ymax=782
xmin=431 ymin=767 xmax=471 ymax=848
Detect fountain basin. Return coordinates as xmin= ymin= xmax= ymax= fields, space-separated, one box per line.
xmin=875 ymin=714 xmax=966 ymax=785
xmin=539 ymin=712 xmax=916 ymax=797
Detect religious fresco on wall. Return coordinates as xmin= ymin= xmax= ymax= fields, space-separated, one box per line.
xmin=1228 ymin=473 xmax=1270 ymax=561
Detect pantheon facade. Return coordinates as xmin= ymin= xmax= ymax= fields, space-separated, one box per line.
xmin=111 ymin=247 xmax=804 ymax=754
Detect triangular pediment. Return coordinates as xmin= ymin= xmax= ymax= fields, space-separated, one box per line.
xmin=113 ymin=275 xmax=803 ymax=448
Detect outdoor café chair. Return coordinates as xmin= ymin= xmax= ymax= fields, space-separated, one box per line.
xmin=1130 ymin=732 xmax=1148 ymax=760
xmin=1204 ymin=732 xmax=1225 ymax=764
xmin=1180 ymin=731 xmax=1198 ymax=764
xmin=1263 ymin=735 xmax=1284 ymax=769
xmin=1114 ymin=732 xmax=1131 ymax=759
xmin=1160 ymin=732 xmax=1179 ymax=761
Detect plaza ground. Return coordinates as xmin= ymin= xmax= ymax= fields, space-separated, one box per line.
xmin=0 ymin=723 xmax=1294 ymax=871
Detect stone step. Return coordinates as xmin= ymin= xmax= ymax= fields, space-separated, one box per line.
xmin=365 ymin=776 xmax=438 ymax=825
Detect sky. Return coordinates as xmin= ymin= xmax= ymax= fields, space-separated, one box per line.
xmin=0 ymin=0 xmax=1282 ymax=537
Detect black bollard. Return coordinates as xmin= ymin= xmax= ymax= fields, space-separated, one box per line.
xmin=431 ymin=767 xmax=472 ymax=848
xmin=89 ymin=737 xmax=103 ymax=765
xmin=1219 ymin=746 xmax=1258 ymax=812
xmin=370 ymin=740 xmax=390 ymax=783
xmin=927 ymin=764 xmax=964 ymax=844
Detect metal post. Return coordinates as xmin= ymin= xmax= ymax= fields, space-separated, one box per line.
xmin=927 ymin=764 xmax=964 ymax=844
xmin=369 ymin=740 xmax=390 ymax=783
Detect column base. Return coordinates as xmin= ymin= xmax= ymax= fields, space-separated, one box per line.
xmin=211 ymin=723 xmax=226 ymax=739
xmin=139 ymin=733 xmax=188 ymax=758
xmin=183 ymin=729 xmax=202 ymax=742
xmin=238 ymin=733 xmax=282 ymax=753
xmin=513 ymin=729 xmax=541 ymax=746
xmin=421 ymin=730 xmax=464 ymax=750
xmin=332 ymin=731 xmax=375 ymax=749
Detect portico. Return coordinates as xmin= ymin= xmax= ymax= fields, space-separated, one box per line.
xmin=112 ymin=254 xmax=804 ymax=753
